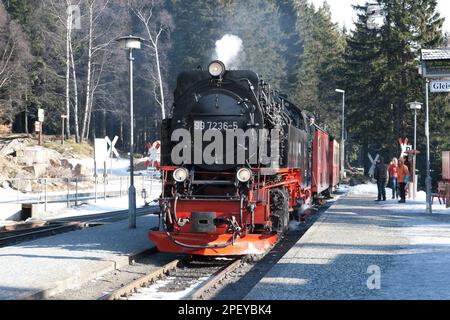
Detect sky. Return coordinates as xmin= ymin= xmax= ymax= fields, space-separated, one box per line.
xmin=310 ymin=0 xmax=450 ymax=32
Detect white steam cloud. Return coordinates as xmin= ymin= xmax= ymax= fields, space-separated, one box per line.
xmin=213 ymin=34 xmax=243 ymax=69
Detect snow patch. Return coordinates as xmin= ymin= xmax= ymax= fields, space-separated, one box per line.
xmin=127 ymin=276 xmax=209 ymax=300
xmin=348 ymin=183 xmax=379 ymax=195
xmin=289 ymin=220 xmax=301 ymax=231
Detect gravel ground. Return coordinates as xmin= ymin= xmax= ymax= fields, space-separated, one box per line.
xmin=128 ymin=258 xmax=235 ymax=300
xmin=50 ymin=251 xmax=181 ymax=300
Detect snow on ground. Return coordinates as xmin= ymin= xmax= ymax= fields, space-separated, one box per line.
xmin=0 ymin=177 xmax=162 ymax=221
xmin=0 ymin=177 xmax=161 ymax=204
xmin=346 ymin=182 xmax=449 ymax=214
xmin=47 ymin=182 xmax=161 ymax=220
xmin=46 ymin=193 xmax=156 ymax=220
xmin=0 ymin=184 xmax=22 ymax=202
xmin=68 ymin=157 xmax=157 ymax=177
xmin=0 ymin=155 xmax=162 ymax=220
xmin=347 ymin=183 xmax=379 ymax=195
xmin=127 ymin=276 xmax=210 ymax=300
xmin=68 ymin=158 xmax=129 ymax=176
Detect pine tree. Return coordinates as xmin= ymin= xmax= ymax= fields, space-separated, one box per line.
xmin=292 ymin=0 xmax=346 ymax=136
xmin=0 ymin=0 xmax=32 ymax=128
xmin=167 ymin=0 xmax=227 ymax=80
xmin=167 ymin=0 xmax=288 ymax=91
xmin=343 ymin=0 xmax=447 ymax=181
xmin=3 ymin=0 xmax=30 ymax=26
xmin=342 ymin=3 xmax=387 ymax=171
xmin=273 ymin=0 xmax=303 ymax=93
xmin=220 ymin=0 xmax=288 ymax=90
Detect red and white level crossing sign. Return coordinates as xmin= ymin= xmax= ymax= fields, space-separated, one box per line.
xmin=399 ymin=138 xmax=412 ymax=159
xmin=146 ymin=140 xmax=161 ymax=168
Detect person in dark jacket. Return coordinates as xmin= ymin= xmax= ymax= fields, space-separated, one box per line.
xmin=374 ymin=156 xmax=388 ymax=201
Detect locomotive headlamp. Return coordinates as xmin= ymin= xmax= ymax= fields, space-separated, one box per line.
xmin=237 ymin=168 xmax=252 ymax=183
xmin=208 ymin=60 xmax=226 ymax=78
xmin=173 ymin=168 xmax=189 ymax=182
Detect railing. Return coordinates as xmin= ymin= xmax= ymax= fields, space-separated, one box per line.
xmin=2 ymin=174 xmax=162 ymax=211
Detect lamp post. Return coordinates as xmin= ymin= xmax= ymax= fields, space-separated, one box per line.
xmin=335 ymin=89 xmax=346 ymax=179
xmin=425 ymin=79 xmax=432 ymax=213
xmin=409 ymin=101 xmax=423 ymax=200
xmin=408 ymin=102 xmax=422 ymax=152
xmin=117 ymin=35 xmax=144 ymax=229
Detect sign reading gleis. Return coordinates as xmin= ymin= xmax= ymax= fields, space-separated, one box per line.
xmin=430 ymin=80 xmax=450 ymax=93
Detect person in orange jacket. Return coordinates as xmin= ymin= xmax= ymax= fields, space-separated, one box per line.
xmin=388 ymin=157 xmax=399 ymax=199
xmin=397 ymin=158 xmax=410 ymax=203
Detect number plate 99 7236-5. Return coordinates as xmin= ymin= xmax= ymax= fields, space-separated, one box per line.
xmin=194 ymin=121 xmax=239 ymax=131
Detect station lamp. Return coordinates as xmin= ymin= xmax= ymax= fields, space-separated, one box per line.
xmin=335 ymin=89 xmax=346 ymax=179
xmin=116 ymin=35 xmax=144 ymax=229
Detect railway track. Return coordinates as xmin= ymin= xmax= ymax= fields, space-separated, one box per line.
xmin=0 ymin=221 xmax=87 ymax=247
xmin=48 ymin=194 xmax=341 ymax=300
xmin=50 ymin=206 xmax=159 ymax=224
xmin=189 ymin=258 xmax=244 ymax=300
xmin=100 ymin=195 xmax=343 ymax=301
xmin=0 ymin=206 xmax=159 ymax=247
xmin=102 ymin=256 xmax=246 ymax=301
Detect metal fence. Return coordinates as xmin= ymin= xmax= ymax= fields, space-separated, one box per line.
xmin=3 ymin=174 xmax=161 ymax=211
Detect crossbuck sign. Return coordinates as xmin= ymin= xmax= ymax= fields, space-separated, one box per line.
xmin=368 ymin=153 xmax=380 ymax=177
xmin=106 ymin=136 xmax=119 ymax=159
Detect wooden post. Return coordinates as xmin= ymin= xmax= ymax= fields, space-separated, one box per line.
xmin=446 ymin=183 xmax=450 ymax=209
xmin=94 ymin=161 xmax=98 ymax=203
xmin=66 ymin=178 xmax=70 ymax=208
xmin=412 ymin=153 xmax=417 ymax=199
xmin=104 ymin=161 xmax=107 ymax=201
xmin=61 ymin=116 xmax=66 ymax=145
xmin=35 ymin=121 xmax=42 ymax=146
xmin=44 ymin=178 xmax=48 ymax=212
xmin=408 ymin=150 xmax=420 ymax=200
xmin=39 ymin=122 xmax=43 ymax=145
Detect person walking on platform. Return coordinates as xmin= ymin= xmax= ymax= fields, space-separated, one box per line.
xmin=374 ymin=157 xmax=388 ymax=202
xmin=397 ymin=158 xmax=410 ymax=203
xmin=388 ymin=157 xmax=399 ymax=199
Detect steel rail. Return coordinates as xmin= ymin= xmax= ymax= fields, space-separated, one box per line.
xmin=0 ymin=222 xmax=85 ymax=247
xmin=0 ymin=207 xmax=159 ymax=247
xmin=100 ymin=259 xmax=182 ymax=300
xmin=188 ymin=258 xmax=244 ymax=300
xmin=50 ymin=206 xmax=159 ymax=223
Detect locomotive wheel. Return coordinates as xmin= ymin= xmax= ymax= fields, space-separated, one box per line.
xmin=270 ymin=188 xmax=290 ymax=234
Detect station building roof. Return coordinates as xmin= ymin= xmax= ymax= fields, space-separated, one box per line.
xmin=421 ymin=48 xmax=450 ymax=61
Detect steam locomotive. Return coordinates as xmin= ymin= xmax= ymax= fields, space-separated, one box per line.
xmin=149 ymin=60 xmax=340 ymax=256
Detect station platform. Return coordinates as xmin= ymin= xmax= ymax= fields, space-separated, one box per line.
xmin=246 ymin=194 xmax=450 ymax=300
xmin=0 ymin=215 xmax=158 ymax=300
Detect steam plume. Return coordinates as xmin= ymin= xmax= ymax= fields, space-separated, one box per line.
xmin=213 ymin=34 xmax=243 ymax=69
